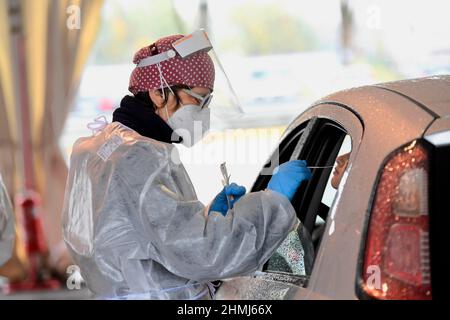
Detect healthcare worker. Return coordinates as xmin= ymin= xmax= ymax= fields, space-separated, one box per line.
xmin=62 ymin=30 xmax=312 ymax=299
xmin=0 ymin=174 xmax=14 ymax=268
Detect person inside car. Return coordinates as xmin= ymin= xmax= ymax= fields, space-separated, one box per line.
xmin=331 ymin=152 xmax=351 ymax=190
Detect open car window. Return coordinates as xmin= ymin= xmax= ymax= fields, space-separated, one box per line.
xmin=321 ymin=135 xmax=352 ymax=207
xmin=309 ymin=134 xmax=352 ymax=251
xmin=262 ymin=120 xmax=353 ymax=277
xmin=217 ymin=110 xmax=362 ymax=299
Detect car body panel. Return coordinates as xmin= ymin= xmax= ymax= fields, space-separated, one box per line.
xmin=424 ymin=116 xmax=450 ymax=145
xmin=373 ymin=75 xmax=450 ymax=118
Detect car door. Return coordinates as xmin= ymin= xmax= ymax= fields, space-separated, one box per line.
xmin=215 ymin=103 xmax=363 ymax=300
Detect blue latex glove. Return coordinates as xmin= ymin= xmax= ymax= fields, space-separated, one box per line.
xmin=267 ymin=160 xmax=312 ymax=201
xmin=209 ymin=183 xmax=247 ymax=216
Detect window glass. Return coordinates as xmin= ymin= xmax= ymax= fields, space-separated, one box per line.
xmin=265 ymin=120 xmax=352 ymax=279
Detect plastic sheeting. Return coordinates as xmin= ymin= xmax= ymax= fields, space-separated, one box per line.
xmin=0 ymin=174 xmax=14 ymax=266
xmin=215 ymin=223 xmax=315 ymax=300
xmin=215 ymin=271 xmax=308 ymax=300
xmin=62 ymin=122 xmax=298 ymax=299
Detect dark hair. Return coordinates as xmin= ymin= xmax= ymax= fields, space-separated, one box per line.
xmin=134 ymin=84 xmax=190 ymax=110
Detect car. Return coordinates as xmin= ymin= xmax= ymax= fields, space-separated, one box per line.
xmin=215 ymin=75 xmax=450 ymax=300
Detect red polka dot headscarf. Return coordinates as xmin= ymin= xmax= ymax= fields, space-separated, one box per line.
xmin=129 ymin=34 xmax=215 ymax=94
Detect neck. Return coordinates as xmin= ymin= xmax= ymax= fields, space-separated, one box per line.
xmin=112 ymin=95 xmax=182 ymax=144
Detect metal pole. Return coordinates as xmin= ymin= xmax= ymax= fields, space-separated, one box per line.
xmin=198 ymin=0 xmax=210 ymax=34
xmin=3 ymin=0 xmax=60 ymax=294
xmin=8 ymin=0 xmax=35 ymax=191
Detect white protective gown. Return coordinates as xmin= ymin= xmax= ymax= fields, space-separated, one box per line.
xmin=62 ymin=122 xmax=298 ymax=299
xmin=0 ymin=174 xmax=14 ymax=267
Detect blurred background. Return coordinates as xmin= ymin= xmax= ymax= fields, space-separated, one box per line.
xmin=0 ymin=0 xmax=449 ymax=298
xmin=62 ymin=0 xmax=450 ymax=204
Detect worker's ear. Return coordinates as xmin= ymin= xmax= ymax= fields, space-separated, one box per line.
xmin=149 ymin=89 xmax=165 ymax=108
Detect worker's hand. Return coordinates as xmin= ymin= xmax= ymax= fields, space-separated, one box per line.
xmin=267 ymin=160 xmax=312 ymax=201
xmin=209 ymin=183 xmax=246 ymax=216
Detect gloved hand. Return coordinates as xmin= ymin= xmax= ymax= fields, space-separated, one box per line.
xmin=267 ymin=160 xmax=312 ymax=201
xmin=209 ymin=183 xmax=246 ymax=216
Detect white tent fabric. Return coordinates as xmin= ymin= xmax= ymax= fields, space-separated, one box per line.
xmin=0 ymin=0 xmax=103 ymax=278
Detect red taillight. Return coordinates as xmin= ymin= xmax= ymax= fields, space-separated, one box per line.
xmin=362 ymin=141 xmax=431 ymax=299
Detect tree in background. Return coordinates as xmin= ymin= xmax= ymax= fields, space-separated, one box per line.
xmin=93 ymin=0 xmax=186 ymax=64
xmin=340 ymin=0 xmax=354 ymax=65
xmin=227 ymin=3 xmax=319 ymax=56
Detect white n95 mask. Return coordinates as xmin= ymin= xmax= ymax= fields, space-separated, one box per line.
xmin=167 ymin=104 xmax=210 ymax=147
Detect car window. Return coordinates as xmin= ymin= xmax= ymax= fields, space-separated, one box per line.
xmin=263 ymin=119 xmax=352 ymax=279
xmin=216 ymin=116 xmax=360 ymax=298
xmin=214 ymin=103 xmax=364 ymax=299
xmin=250 ymin=120 xmax=314 ymax=284
xmin=251 ymin=120 xmax=309 ymax=191
xmin=321 ymin=135 xmax=352 ymax=207
xmin=309 ymin=134 xmax=352 ymax=251
xmin=290 ymin=120 xmax=349 ymax=236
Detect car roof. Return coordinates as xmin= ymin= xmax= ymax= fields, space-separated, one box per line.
xmin=372 ymin=75 xmax=450 ymax=118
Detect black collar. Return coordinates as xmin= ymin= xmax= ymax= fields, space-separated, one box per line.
xmin=112 ymin=95 xmax=182 ymax=144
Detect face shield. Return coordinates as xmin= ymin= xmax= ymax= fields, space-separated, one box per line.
xmin=134 ymin=29 xmax=244 ymax=119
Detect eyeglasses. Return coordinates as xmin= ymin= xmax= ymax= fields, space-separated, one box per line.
xmin=181 ymin=88 xmax=213 ymax=109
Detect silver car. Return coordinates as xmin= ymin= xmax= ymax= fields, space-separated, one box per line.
xmin=216 ymin=75 xmax=450 ymax=300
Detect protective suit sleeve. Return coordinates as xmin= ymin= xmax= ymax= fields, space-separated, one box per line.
xmin=0 ymin=175 xmax=14 ymax=266
xmin=138 ymin=155 xmax=298 ymax=282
